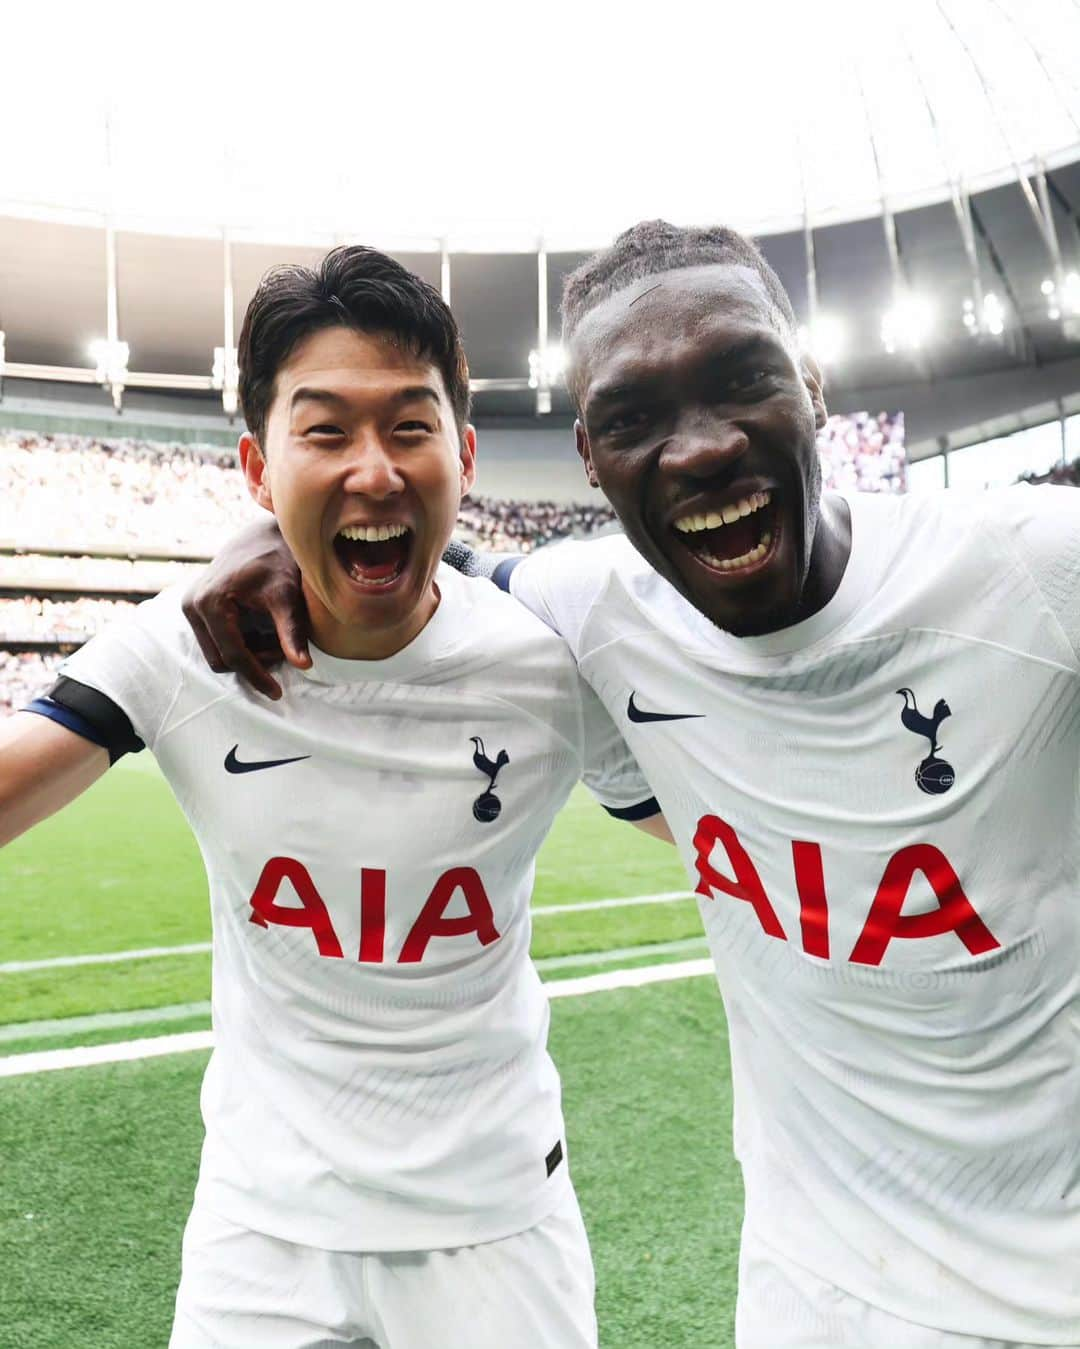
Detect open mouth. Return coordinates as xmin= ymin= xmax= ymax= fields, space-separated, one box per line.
xmin=332 ymin=523 xmax=412 ymax=589
xmin=671 ymin=489 xmax=779 ymax=574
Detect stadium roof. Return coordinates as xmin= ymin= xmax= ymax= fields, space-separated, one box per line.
xmin=4 ymin=0 xmax=1080 ymax=246
xmin=2 ymin=0 xmax=1080 ymax=452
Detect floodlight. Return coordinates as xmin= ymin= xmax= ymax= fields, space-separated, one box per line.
xmin=963 ymin=292 xmax=1006 ymax=339
xmin=798 ymin=315 xmax=847 ymax=366
xmin=528 ymin=344 xmax=566 ymax=390
xmin=880 ymin=295 xmax=933 ymax=355
xmin=212 ymin=346 xmax=240 ymax=418
xmin=88 ymin=338 xmax=130 ymax=387
xmin=1042 ymin=273 xmax=1080 ymax=328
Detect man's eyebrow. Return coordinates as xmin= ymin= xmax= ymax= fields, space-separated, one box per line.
xmin=289 ymin=385 xmax=442 ymax=411
xmin=587 ymin=334 xmax=785 ymax=408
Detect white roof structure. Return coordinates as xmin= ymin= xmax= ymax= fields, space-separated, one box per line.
xmin=4 ymin=0 xmax=1079 ymax=249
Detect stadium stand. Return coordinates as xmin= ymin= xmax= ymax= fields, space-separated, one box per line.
xmin=0 ymin=416 xmax=906 ymax=712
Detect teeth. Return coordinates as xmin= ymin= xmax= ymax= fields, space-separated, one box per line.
xmin=338 ymin=523 xmax=409 ymax=542
xmin=673 ymin=490 xmax=770 ymax=534
xmin=697 ymin=531 xmax=773 ymax=571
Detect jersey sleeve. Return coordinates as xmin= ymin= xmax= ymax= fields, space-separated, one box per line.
xmin=1001 ymin=485 xmax=1080 ymax=664
xmin=33 ymin=591 xmax=188 ymax=753
xmin=577 ymin=676 xmax=659 ymax=820
xmin=507 ymin=540 xmax=606 ymax=654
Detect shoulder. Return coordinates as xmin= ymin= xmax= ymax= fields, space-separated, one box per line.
xmin=508 ymin=533 xmax=650 ymax=645
xmin=436 ymin=563 xmax=576 ymax=667
xmin=515 ymin=532 xmax=645 ymax=592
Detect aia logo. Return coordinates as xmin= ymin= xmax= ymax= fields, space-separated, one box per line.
xmin=896 ymin=687 xmax=955 ymax=795
xmin=470 ymin=736 xmax=509 ymax=822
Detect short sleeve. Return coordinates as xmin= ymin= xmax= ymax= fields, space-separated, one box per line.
xmin=508 ymin=538 xmax=620 ymax=655
xmin=55 ymin=590 xmax=188 ymax=750
xmin=577 ymin=676 xmax=658 ymax=820
xmin=1002 ymin=485 xmax=1080 ymax=662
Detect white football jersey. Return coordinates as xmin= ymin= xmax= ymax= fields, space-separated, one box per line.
xmin=59 ymin=565 xmax=652 ymax=1252
xmin=510 ymin=486 xmax=1080 ymax=1342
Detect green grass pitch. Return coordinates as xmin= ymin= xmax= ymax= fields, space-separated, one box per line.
xmin=0 ymin=756 xmax=741 ymax=1348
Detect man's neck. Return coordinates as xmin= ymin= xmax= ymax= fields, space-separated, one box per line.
xmin=724 ymin=492 xmax=853 ymax=639
xmin=304 ymin=580 xmax=441 ymax=661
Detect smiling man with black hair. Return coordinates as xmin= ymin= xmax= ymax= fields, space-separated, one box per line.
xmin=0 ymin=245 xmax=665 ymax=1349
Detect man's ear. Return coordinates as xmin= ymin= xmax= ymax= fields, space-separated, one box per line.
xmin=239 ymin=432 xmax=274 ymax=513
xmin=575 ymin=419 xmax=600 ymax=489
xmin=801 ymin=353 xmax=828 ymax=430
xmin=459 ymin=424 xmax=478 ymax=497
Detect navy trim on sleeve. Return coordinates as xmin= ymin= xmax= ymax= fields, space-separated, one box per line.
xmin=26 ymin=677 xmax=145 ymax=765
xmin=25 ymin=698 xmax=116 ymax=756
xmin=492 ymin=556 xmax=525 ymax=593
xmin=603 ymin=797 xmax=661 ymax=822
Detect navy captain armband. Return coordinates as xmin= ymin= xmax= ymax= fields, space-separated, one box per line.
xmin=604 ymin=797 xmax=661 ymax=822
xmin=25 ymin=676 xmax=145 ymax=765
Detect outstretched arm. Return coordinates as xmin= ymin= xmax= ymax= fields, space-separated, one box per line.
xmin=0 ymin=713 xmax=108 ymax=849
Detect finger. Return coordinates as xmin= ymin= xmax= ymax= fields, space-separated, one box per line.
xmin=213 ymin=614 xmax=285 ymax=700
xmin=184 ymin=601 xmax=230 ymax=675
xmin=267 ymin=596 xmax=312 ymax=669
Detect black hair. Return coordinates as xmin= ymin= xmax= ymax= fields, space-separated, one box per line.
xmin=561 ymin=218 xmax=797 ymax=364
xmin=238 ymin=245 xmax=471 ymax=444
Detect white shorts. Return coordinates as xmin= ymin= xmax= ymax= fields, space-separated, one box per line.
xmin=736 ymin=1227 xmax=1077 ymax=1349
xmin=168 ymin=1188 xmax=596 ymax=1349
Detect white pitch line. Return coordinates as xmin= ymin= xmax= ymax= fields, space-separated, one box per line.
xmin=0 ymin=959 xmax=715 ymax=1078
xmin=533 ymin=891 xmax=692 ymax=917
xmin=0 ymin=939 xmax=712 ymax=1044
xmin=0 ymin=941 xmax=212 ymax=974
xmin=0 ymin=891 xmax=696 ymax=975
xmin=0 ymin=1000 xmax=213 ymax=1045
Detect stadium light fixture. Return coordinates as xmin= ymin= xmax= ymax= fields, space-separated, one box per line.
xmin=1041 ymin=271 xmax=1080 ymax=339
xmin=798 ymin=314 xmax=846 ymax=367
xmin=962 ymin=292 xmax=1006 ymax=340
xmin=88 ymin=337 xmax=130 ymax=410
xmin=880 ymin=294 xmax=933 ymax=355
xmin=212 ymin=345 xmax=240 ymax=418
xmin=528 ymin=344 xmax=566 ymax=391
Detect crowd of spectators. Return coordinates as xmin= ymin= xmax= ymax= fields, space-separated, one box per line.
xmin=0 ymin=430 xmax=257 ymax=553
xmin=817 ymin=411 xmax=906 ymax=493
xmin=0 ymin=596 xmax=139 ymax=643
xmin=0 ymin=651 xmax=63 ymax=716
xmin=456 ymin=496 xmax=616 ymax=552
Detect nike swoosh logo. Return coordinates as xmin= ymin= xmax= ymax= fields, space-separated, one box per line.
xmin=626 ymin=693 xmax=705 ymax=724
xmin=224 ymin=746 xmax=311 ymax=774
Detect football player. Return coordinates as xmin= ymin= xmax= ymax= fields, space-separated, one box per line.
xmin=189 ymin=221 xmax=1080 ymax=1347
xmin=0 ymin=246 xmax=667 ymax=1349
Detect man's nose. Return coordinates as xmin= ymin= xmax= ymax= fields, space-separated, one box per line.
xmin=660 ymin=417 xmax=750 ymax=479
xmin=341 ymin=436 xmax=405 ymax=498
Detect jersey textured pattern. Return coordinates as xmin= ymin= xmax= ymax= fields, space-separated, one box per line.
xmin=510 ymin=487 xmax=1080 ymax=1342
xmin=57 ymin=565 xmax=651 ymax=1252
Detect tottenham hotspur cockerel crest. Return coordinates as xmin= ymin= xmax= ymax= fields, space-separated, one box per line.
xmin=896 ymin=687 xmax=955 ymax=795
xmin=470 ymin=737 xmax=510 ymax=822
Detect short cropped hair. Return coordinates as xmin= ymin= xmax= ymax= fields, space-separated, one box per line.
xmin=562 ymin=218 xmax=797 ymax=350
xmin=238 ymin=245 xmax=471 ymax=445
